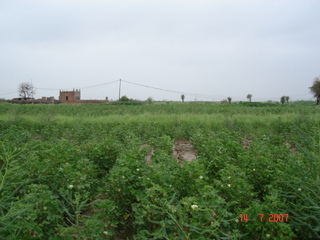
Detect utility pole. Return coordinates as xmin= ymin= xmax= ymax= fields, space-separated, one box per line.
xmin=118 ymin=79 xmax=122 ymax=101
xmin=31 ymin=78 xmax=33 ymax=104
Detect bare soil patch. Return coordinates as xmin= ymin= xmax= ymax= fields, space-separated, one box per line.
xmin=172 ymin=140 xmax=197 ymax=162
xmin=242 ymin=139 xmax=252 ymax=149
xmin=141 ymin=144 xmax=154 ymax=164
xmin=142 ymin=140 xmax=197 ymax=164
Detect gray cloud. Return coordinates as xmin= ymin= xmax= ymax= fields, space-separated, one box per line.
xmin=1 ymin=0 xmax=319 ymax=101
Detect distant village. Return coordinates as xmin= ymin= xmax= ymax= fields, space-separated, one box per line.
xmin=1 ymin=89 xmax=109 ymax=104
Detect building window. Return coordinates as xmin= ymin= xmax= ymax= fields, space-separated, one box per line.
xmin=66 ymin=96 xmax=68 ymax=100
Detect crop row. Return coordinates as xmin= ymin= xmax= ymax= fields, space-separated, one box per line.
xmin=0 ymin=103 xmax=319 ymax=239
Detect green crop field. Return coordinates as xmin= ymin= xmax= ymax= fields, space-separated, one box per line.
xmin=0 ymin=101 xmax=319 ymax=239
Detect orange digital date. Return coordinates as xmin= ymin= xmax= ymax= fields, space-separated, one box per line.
xmin=239 ymin=214 xmax=289 ymax=222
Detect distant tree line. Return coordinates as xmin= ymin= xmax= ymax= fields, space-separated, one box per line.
xmin=13 ymin=76 xmax=320 ymax=105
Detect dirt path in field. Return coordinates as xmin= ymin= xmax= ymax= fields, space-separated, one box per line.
xmin=143 ymin=140 xmax=197 ymax=164
xmin=172 ymin=140 xmax=197 ymax=162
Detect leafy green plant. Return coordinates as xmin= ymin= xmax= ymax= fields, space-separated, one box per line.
xmin=0 ymin=102 xmax=319 ymax=239
xmin=83 ymin=139 xmax=122 ymax=177
xmin=0 ymin=144 xmax=49 ymax=238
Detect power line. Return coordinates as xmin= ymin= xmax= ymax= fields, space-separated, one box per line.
xmin=290 ymin=93 xmax=311 ymax=97
xmin=36 ymin=80 xmax=119 ymax=91
xmin=80 ymin=80 xmax=119 ymax=90
xmin=0 ymin=91 xmax=18 ymax=96
xmin=121 ymin=79 xmax=224 ymax=100
xmin=118 ymin=79 xmax=122 ymax=101
xmin=1 ymin=79 xmax=313 ymax=101
xmin=122 ymin=79 xmax=185 ymax=95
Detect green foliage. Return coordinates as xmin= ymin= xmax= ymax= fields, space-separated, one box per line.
xmin=240 ymin=101 xmax=276 ymax=107
xmin=281 ymin=96 xmax=290 ymax=104
xmin=309 ymin=76 xmax=320 ymax=98
xmin=83 ymin=139 xmax=122 ymax=176
xmin=0 ymin=102 xmax=319 ymax=239
xmin=285 ymin=96 xmax=290 ymax=103
xmin=146 ymin=97 xmax=154 ymax=104
xmin=110 ymin=101 xmax=143 ymax=105
xmin=120 ymin=95 xmax=130 ymax=101
xmin=309 ymin=76 xmax=320 ymax=104
xmin=0 ymin=144 xmax=35 ymax=237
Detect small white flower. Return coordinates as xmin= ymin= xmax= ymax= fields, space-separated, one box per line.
xmin=147 ymin=177 xmax=150 ymax=180
xmin=136 ymin=169 xmax=140 ymax=171
xmin=253 ymin=169 xmax=256 ymax=171
xmin=199 ymin=176 xmax=203 ymax=179
xmin=138 ymin=177 xmax=141 ymax=179
xmin=68 ymin=185 xmax=74 ymax=189
xmin=235 ymin=219 xmax=239 ymax=223
xmin=227 ymin=184 xmax=231 ymax=187
xmin=191 ymin=204 xmax=198 ymax=210
xmin=103 ymin=231 xmax=108 ymax=235
xmin=228 ymin=176 xmax=231 ymax=179
xmin=43 ymin=207 xmax=47 ymax=210
xmin=266 ymin=234 xmax=271 ymax=238
xmin=122 ymin=176 xmax=125 ymax=179
xmin=298 ymin=188 xmax=302 ymax=191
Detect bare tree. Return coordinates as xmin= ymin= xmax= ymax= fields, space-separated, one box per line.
xmin=18 ymin=82 xmax=35 ymax=99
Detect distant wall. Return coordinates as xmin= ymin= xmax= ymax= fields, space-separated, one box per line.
xmin=4 ymin=97 xmax=57 ymax=104
xmin=78 ymin=100 xmax=109 ymax=104
xmin=59 ymin=100 xmax=109 ymax=105
xmin=42 ymin=97 xmax=55 ymax=103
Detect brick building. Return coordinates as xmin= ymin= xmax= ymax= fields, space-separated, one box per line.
xmin=59 ymin=89 xmax=109 ymax=104
xmin=59 ymin=89 xmax=81 ymax=103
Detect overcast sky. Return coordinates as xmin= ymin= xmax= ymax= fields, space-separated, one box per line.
xmin=0 ymin=0 xmax=319 ymax=102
